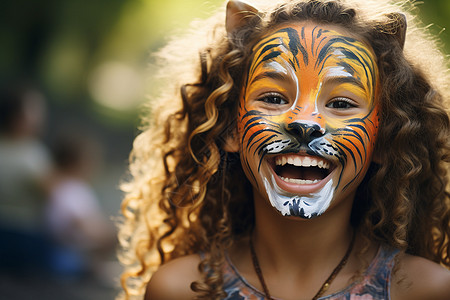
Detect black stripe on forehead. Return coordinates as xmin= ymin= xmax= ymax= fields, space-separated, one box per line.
xmin=278 ymin=27 xmax=308 ymax=66
xmin=315 ymin=37 xmax=376 ymax=84
xmin=337 ymin=61 xmax=356 ymax=76
xmin=316 ymin=37 xmax=357 ymax=66
xmin=251 ymin=27 xmax=309 ymax=74
xmin=313 ymin=29 xmax=330 ymax=57
xmin=317 ymin=28 xmax=324 ymax=38
xmin=252 ymin=36 xmax=282 ymax=68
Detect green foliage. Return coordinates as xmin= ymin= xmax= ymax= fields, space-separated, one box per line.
xmin=417 ymin=0 xmax=450 ymax=53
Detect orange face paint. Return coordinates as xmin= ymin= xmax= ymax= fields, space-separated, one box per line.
xmin=237 ymin=23 xmax=379 ymax=218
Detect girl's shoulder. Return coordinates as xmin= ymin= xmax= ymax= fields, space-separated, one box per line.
xmin=391 ymin=254 xmax=450 ymax=300
xmin=145 ymin=254 xmax=202 ymax=300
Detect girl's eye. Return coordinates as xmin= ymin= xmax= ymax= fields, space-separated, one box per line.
xmin=257 ymin=94 xmax=288 ymax=105
xmin=326 ymin=97 xmax=357 ymax=109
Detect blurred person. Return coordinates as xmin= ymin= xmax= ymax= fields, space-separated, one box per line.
xmin=45 ymin=131 xmax=116 ymax=279
xmin=0 ymin=80 xmax=53 ymax=273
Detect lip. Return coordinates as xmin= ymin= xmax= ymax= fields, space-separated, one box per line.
xmin=267 ymin=154 xmax=336 ymax=194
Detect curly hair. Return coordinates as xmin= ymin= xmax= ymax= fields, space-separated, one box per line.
xmin=117 ymin=0 xmax=450 ymax=299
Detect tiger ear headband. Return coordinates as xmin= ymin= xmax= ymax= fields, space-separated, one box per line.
xmin=376 ymin=12 xmax=407 ymax=49
xmin=226 ymin=0 xmax=260 ymax=35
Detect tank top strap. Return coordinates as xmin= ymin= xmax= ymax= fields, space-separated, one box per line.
xmin=337 ymin=244 xmax=400 ymax=300
xmin=365 ymin=244 xmax=399 ymax=279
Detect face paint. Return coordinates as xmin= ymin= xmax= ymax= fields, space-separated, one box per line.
xmin=237 ymin=23 xmax=379 ymax=219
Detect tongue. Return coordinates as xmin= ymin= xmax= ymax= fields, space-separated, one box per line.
xmin=277 ymin=165 xmax=325 ymax=181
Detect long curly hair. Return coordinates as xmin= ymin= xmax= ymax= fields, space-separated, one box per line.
xmin=118 ymin=0 xmax=450 ymax=298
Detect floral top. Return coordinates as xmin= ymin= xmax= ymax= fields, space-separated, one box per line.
xmin=220 ymin=245 xmax=399 ymax=300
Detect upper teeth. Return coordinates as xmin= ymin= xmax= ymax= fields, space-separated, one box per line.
xmin=275 ymin=156 xmax=330 ymax=169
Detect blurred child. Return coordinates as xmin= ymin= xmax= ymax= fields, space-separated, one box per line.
xmin=0 ymin=81 xmax=52 ymax=273
xmin=46 ymin=132 xmax=116 ymax=277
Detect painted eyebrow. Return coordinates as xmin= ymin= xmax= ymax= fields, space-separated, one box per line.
xmin=250 ymin=71 xmax=288 ymax=85
xmin=322 ymin=76 xmax=365 ymax=90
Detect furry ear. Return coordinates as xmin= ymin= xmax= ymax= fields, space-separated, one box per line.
xmin=387 ymin=13 xmax=407 ymax=49
xmin=377 ymin=13 xmax=407 ymax=49
xmin=226 ymin=0 xmax=260 ymax=35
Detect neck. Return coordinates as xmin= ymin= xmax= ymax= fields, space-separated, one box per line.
xmin=251 ymin=188 xmax=355 ymax=274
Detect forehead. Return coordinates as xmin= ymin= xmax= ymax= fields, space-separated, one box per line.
xmin=249 ymin=23 xmax=377 ymax=85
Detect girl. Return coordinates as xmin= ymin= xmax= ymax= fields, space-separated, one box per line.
xmin=118 ymin=0 xmax=450 ymax=299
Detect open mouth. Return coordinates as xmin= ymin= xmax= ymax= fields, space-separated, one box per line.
xmin=272 ymin=154 xmax=334 ymax=185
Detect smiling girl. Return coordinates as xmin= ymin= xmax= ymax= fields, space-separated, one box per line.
xmin=118 ymin=1 xmax=450 ymax=299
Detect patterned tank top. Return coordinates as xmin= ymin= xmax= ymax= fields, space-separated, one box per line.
xmin=220 ymin=245 xmax=399 ymax=300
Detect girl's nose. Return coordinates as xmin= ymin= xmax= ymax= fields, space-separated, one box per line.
xmin=286 ymin=121 xmax=325 ymax=144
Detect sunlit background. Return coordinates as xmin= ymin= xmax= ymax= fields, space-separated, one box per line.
xmin=0 ymin=0 xmax=448 ymax=299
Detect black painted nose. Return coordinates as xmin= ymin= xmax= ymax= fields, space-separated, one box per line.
xmin=287 ymin=122 xmax=324 ymax=144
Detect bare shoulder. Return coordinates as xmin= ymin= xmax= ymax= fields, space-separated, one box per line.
xmin=391 ymin=254 xmax=450 ymax=300
xmin=145 ymin=254 xmax=202 ymax=300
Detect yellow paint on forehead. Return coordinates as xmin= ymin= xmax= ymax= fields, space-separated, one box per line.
xmin=247 ymin=23 xmax=378 ymax=105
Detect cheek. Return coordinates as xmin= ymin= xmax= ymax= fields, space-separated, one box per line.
xmin=238 ymin=112 xmax=288 ymax=152
xmin=238 ymin=97 xmax=281 ymax=146
xmin=333 ymin=108 xmax=379 ymax=170
xmin=239 ymin=118 xmax=269 ymax=157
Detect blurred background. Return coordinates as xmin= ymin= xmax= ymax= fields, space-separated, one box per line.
xmin=0 ymin=0 xmax=448 ymax=299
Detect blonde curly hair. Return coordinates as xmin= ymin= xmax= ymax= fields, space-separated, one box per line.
xmin=117 ymin=0 xmax=450 ymax=298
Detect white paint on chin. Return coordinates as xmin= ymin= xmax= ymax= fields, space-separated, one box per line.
xmin=263 ymin=174 xmax=335 ymax=218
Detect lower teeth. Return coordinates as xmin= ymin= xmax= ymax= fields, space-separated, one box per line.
xmin=280 ymin=177 xmax=320 ymax=184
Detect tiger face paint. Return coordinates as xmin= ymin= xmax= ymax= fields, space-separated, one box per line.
xmin=237 ymin=23 xmax=379 ymax=219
